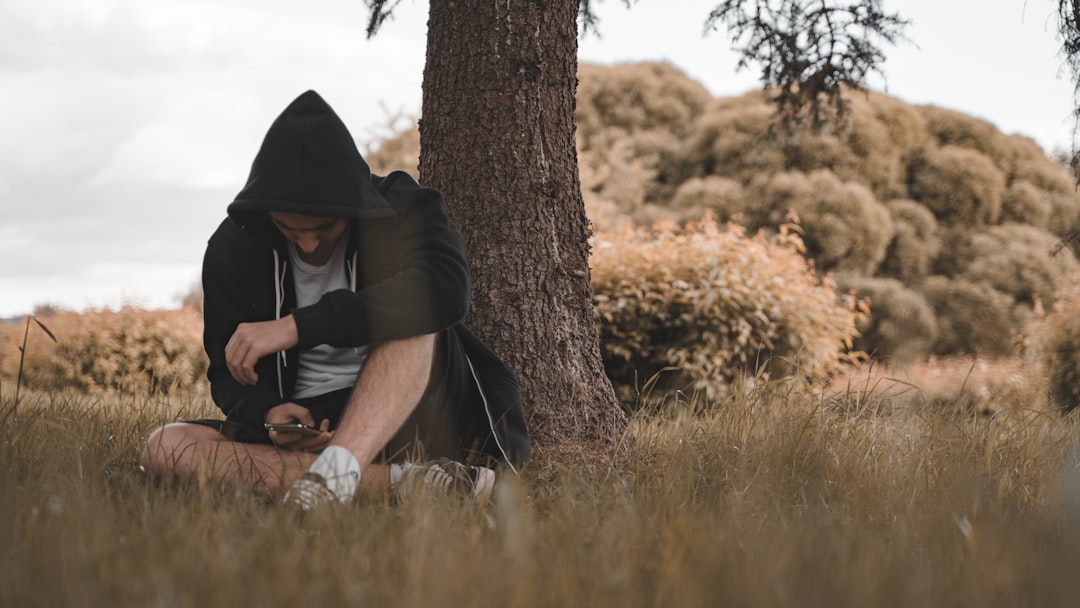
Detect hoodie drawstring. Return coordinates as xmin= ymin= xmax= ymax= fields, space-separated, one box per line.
xmin=464 ymin=353 xmax=518 ymax=474
xmin=347 ymin=251 xmax=358 ymax=292
xmin=273 ymin=250 xmax=288 ymax=398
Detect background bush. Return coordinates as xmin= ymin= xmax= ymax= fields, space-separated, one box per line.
xmin=669 ymin=176 xmax=747 ymax=224
xmin=835 ymin=275 xmax=937 ymax=366
xmin=746 ymin=170 xmax=894 ymax=275
xmin=1001 ymin=180 xmax=1053 ymax=229
xmin=908 ymin=145 xmax=1005 ymax=226
xmin=918 ymin=277 xmax=1018 ymax=358
xmin=956 ymin=223 xmax=1078 ymax=310
xmin=591 ymin=218 xmax=862 ymax=404
xmin=0 ymin=307 xmax=206 ymax=395
xmin=1028 ymin=273 xmax=1080 ymax=412
xmin=571 ymin=62 xmax=1080 ymax=361
xmin=878 ymin=199 xmax=941 ymax=283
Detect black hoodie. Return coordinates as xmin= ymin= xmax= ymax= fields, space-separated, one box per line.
xmin=200 ymin=91 xmax=529 ymax=468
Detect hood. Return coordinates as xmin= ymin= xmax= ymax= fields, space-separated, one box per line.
xmin=227 ymin=90 xmax=395 ymax=225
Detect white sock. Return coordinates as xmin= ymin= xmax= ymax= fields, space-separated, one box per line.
xmin=389 ymin=462 xmax=407 ymax=487
xmin=307 ymin=445 xmax=361 ymax=502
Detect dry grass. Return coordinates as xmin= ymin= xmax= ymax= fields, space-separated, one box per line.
xmin=4 ymin=365 xmax=1080 ymax=607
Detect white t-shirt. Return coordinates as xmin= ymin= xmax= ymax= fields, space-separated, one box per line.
xmin=287 ymin=239 xmax=368 ymax=399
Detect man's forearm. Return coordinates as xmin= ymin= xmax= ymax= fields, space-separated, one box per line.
xmin=329 ymin=333 xmax=437 ymax=468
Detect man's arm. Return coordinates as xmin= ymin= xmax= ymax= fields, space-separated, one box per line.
xmin=291 ymin=175 xmax=472 ymax=350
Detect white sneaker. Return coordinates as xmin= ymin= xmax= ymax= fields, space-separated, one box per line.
xmin=283 ymin=472 xmax=339 ymax=510
xmin=393 ymin=459 xmax=496 ymax=504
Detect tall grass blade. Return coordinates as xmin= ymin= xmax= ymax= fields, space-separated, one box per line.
xmin=33 ymin=317 xmax=57 ymax=343
xmin=13 ymin=315 xmax=30 ymax=408
xmin=13 ymin=314 xmax=59 ymax=409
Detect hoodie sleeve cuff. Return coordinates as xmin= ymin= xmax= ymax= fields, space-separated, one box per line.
xmin=291 ymin=301 xmax=336 ymax=350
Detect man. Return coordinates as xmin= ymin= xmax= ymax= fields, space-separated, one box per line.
xmin=140 ymin=90 xmax=530 ymax=509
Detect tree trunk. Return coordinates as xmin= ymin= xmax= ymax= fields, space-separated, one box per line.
xmin=419 ymin=0 xmax=626 ymax=453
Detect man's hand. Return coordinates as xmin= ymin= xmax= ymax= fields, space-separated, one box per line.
xmin=225 ymin=316 xmax=299 ymax=385
xmin=264 ymin=402 xmax=332 ymax=452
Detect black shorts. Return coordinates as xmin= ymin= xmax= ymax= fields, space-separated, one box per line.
xmin=189 ymin=331 xmax=506 ymax=467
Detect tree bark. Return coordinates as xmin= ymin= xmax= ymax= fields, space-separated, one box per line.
xmin=419 ymin=0 xmax=626 ymax=453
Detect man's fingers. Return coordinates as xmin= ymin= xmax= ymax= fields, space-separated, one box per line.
xmin=291 ymin=409 xmax=317 ymax=428
xmin=239 ymin=350 xmax=259 ymax=385
xmin=269 ymin=429 xmax=331 ymax=451
xmin=227 ymin=361 xmax=257 ymax=385
xmin=225 ymin=335 xmax=251 ymax=384
xmin=226 ymin=335 xmax=262 ymax=385
xmin=268 ymin=430 xmax=297 ymax=447
xmin=296 ymin=431 xmax=333 ymax=452
xmin=264 ymin=404 xmax=320 ymax=448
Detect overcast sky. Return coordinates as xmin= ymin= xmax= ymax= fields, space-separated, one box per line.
xmin=1 ymin=0 xmax=1075 ymax=317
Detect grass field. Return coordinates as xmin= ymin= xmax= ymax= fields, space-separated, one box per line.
xmin=4 ymin=361 xmax=1080 ymax=607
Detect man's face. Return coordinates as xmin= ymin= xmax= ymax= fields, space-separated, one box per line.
xmin=269 ymin=212 xmax=349 ymax=264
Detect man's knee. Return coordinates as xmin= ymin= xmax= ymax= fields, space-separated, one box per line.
xmin=140 ymin=422 xmax=222 ymax=476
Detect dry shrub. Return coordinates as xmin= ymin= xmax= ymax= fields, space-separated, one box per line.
xmin=918 ymin=277 xmax=1018 ymax=357
xmin=879 ymin=199 xmax=941 ymax=282
xmin=958 ymin=223 xmax=1079 ymax=309
xmin=854 ymin=91 xmax=932 ymax=183
xmin=778 ymin=90 xmax=924 ymax=201
xmin=591 ymin=218 xmax=862 ymax=404
xmin=919 ymin=105 xmax=1013 ymax=170
xmin=825 ymin=94 xmax=909 ymax=199
xmin=0 ymin=307 xmax=206 ymax=395
xmin=575 ymin=61 xmax=710 ymax=221
xmin=1005 ymin=134 xmax=1073 ymax=192
xmin=927 ymin=222 xmax=1075 ymax=341
xmin=931 ymin=226 xmax=978 ymax=278
xmin=676 ymin=93 xmax=786 ymax=189
xmin=579 ymin=136 xmax=653 ymax=229
xmin=1027 ymin=274 xmax=1080 ymax=412
xmin=771 ymin=124 xmax=856 ymax=176
xmin=1047 ymin=191 xmax=1080 ymax=250
xmin=579 ymin=130 xmax=682 ymax=227
xmin=748 ymin=170 xmax=894 ymax=275
xmin=669 ymin=176 xmax=747 ymax=223
xmin=576 ymin=61 xmax=713 ymax=144
xmin=837 ymin=275 xmax=936 ymax=366
xmin=909 ymin=145 xmax=1005 ymax=226
xmin=365 ymin=126 xmax=420 ymax=178
xmin=1001 ymin=180 xmax=1053 ymax=229
xmin=826 ymin=356 xmax=1050 ymax=416
xmin=1001 ymin=134 xmax=1080 ymax=241
xmin=667 ymin=89 xmax=928 ymax=206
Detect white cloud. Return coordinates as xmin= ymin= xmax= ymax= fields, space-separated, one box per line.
xmin=0 ymin=261 xmax=200 ymax=317
xmin=89 ymin=93 xmax=261 ymax=190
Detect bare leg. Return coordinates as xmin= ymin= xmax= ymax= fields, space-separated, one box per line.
xmin=140 ymin=422 xmax=389 ymax=496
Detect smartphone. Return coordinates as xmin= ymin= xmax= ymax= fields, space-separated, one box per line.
xmin=264 ymin=422 xmax=324 ymax=437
